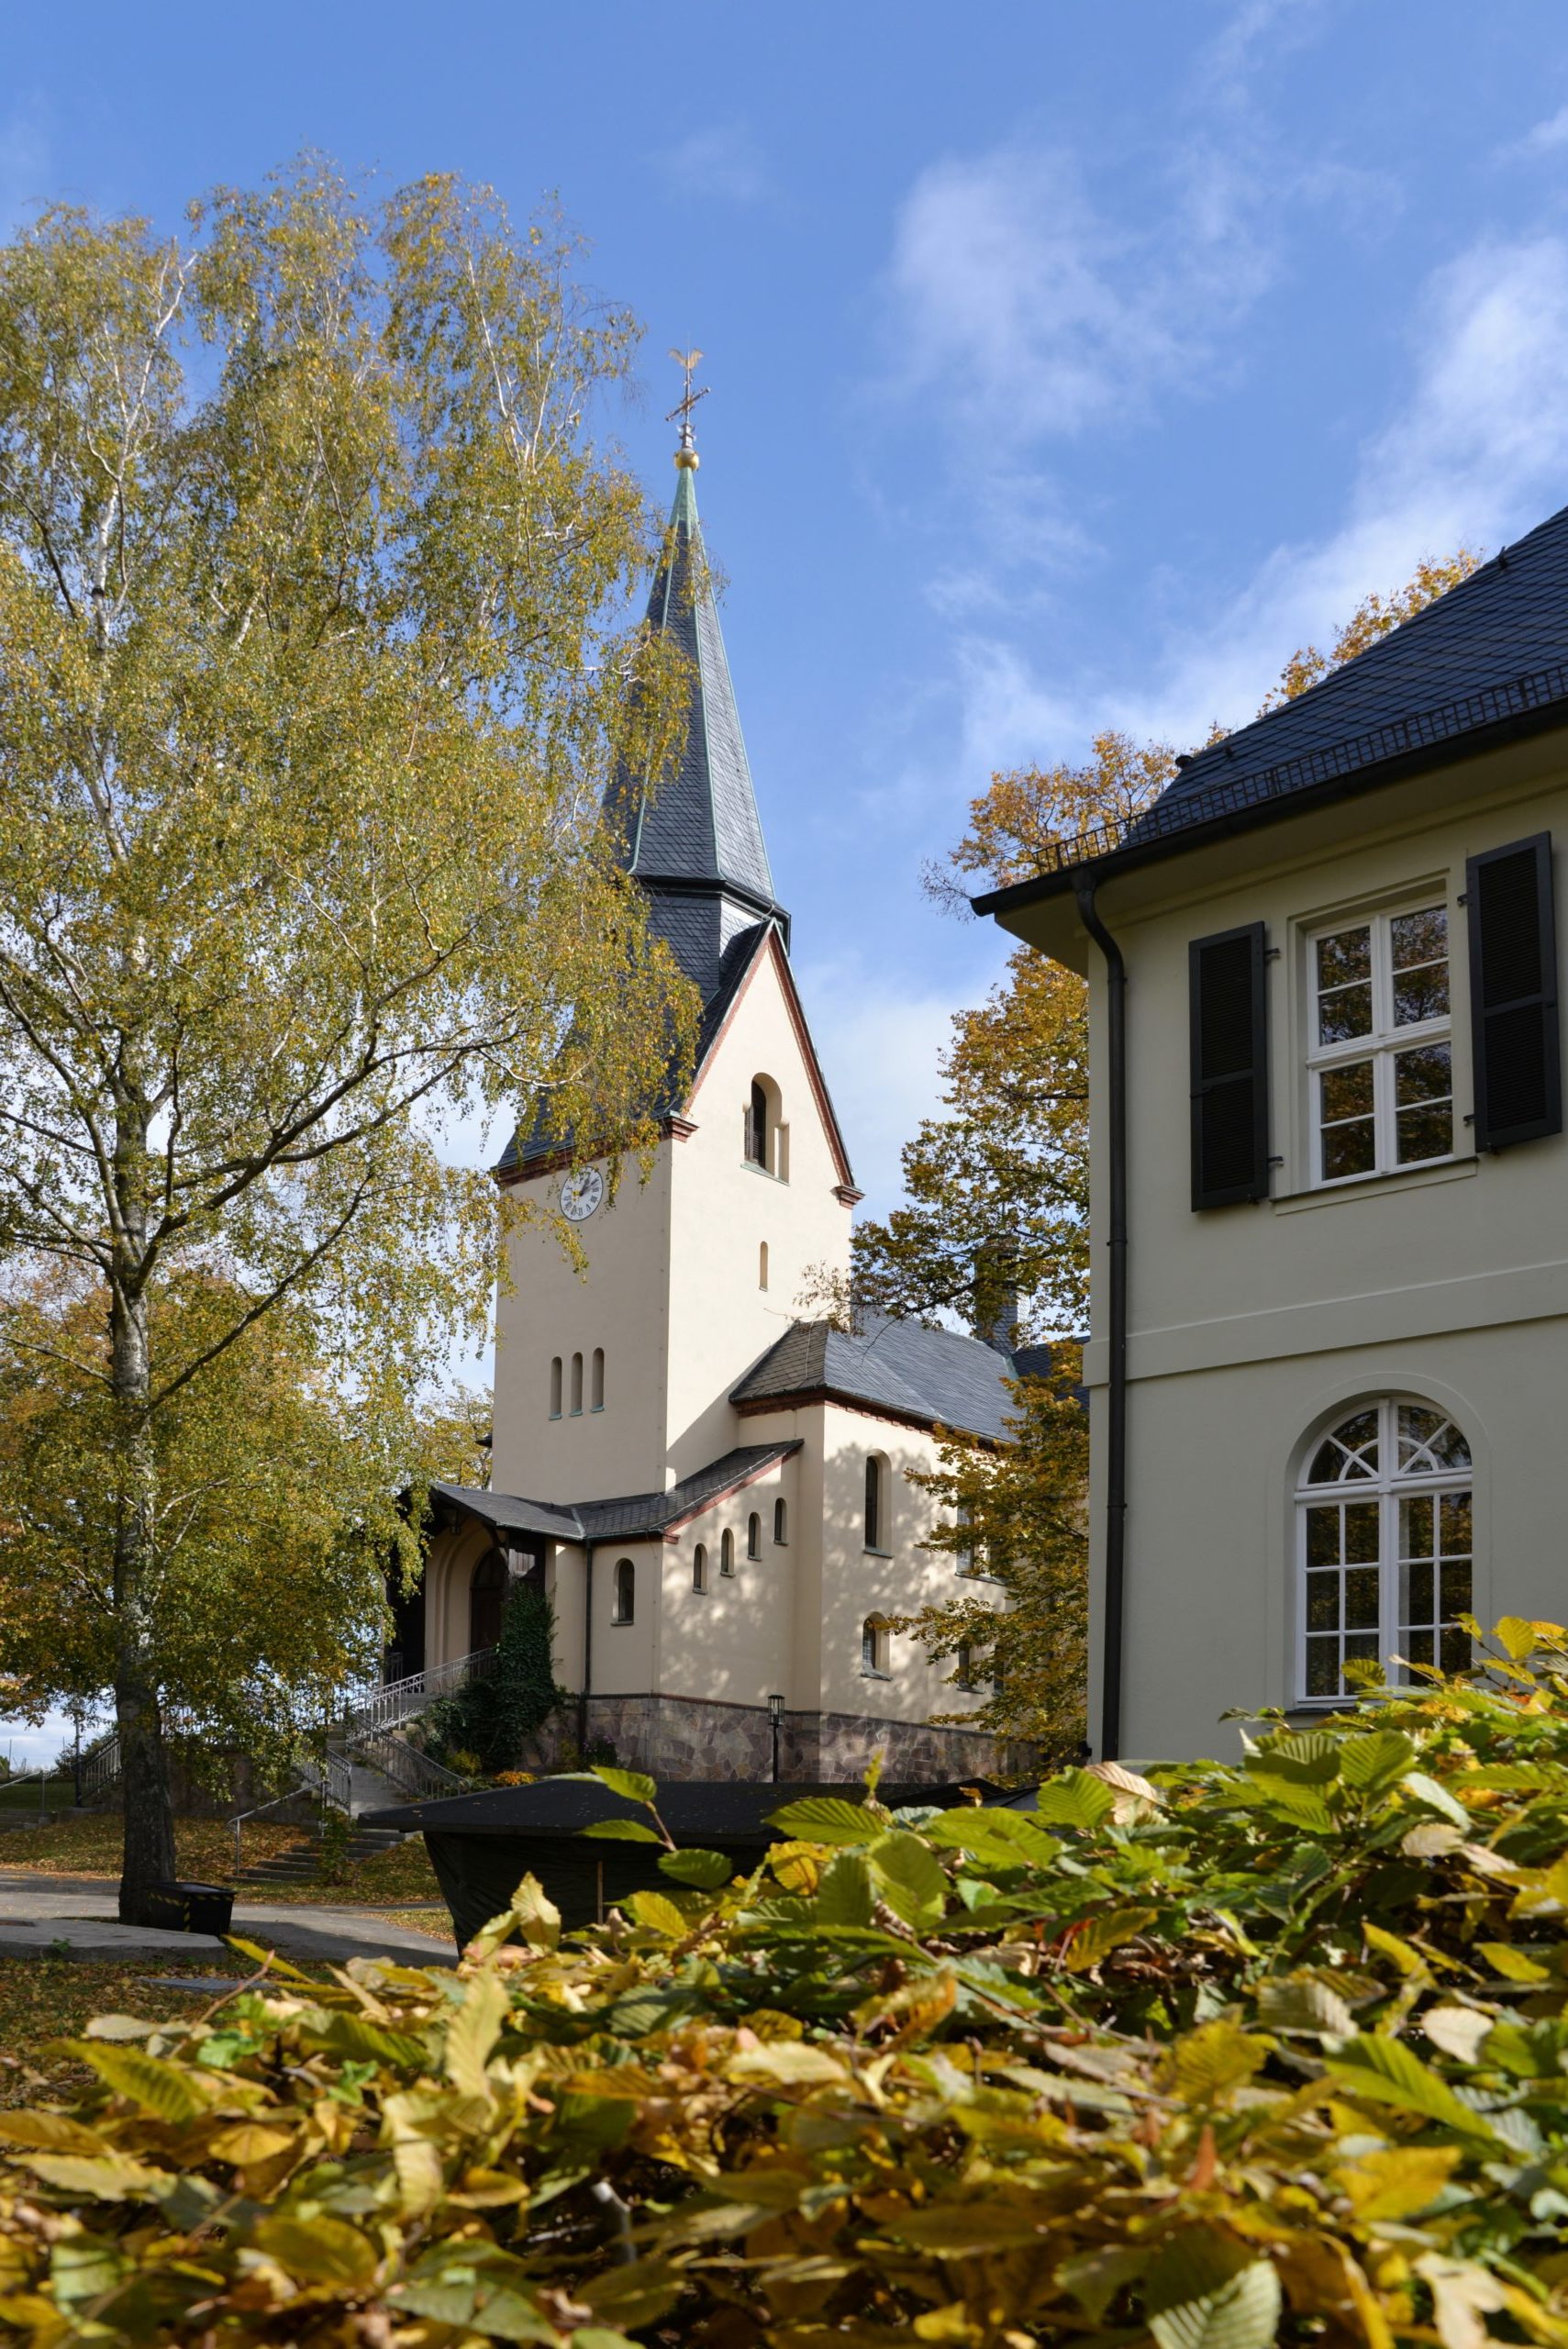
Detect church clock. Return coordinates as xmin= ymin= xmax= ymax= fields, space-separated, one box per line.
xmin=560 ymin=1166 xmax=604 ymax=1222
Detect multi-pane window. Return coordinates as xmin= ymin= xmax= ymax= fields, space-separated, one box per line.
xmin=1296 ymin=1398 xmax=1472 ymax=1701
xmin=1310 ymin=906 xmax=1451 ymax=1183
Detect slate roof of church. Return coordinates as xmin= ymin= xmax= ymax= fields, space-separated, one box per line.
xmin=730 ymin=1312 xmax=1022 ymax=1442
xmin=429 ymin=1442 xmax=800 ymax=1549
xmin=602 ymin=457 xmax=781 ymax=918
xmin=973 ymin=499 xmax=1568 ymax=917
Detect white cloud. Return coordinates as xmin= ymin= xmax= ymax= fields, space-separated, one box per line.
xmin=1518 ymin=103 xmax=1568 ymax=156
xmin=660 ymin=124 xmax=771 ymax=207
xmin=942 ymin=231 xmax=1568 ymax=776
xmin=797 ymin=957 xmax=980 ymax=1227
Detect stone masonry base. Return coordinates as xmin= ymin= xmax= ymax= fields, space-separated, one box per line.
xmin=529 ymin=1692 xmax=1021 ymax=1785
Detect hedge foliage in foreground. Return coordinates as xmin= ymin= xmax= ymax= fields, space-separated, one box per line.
xmin=2 ymin=1623 xmax=1568 ymax=2347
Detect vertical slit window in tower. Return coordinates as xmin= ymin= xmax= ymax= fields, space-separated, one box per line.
xmin=747 ymin=1511 xmax=762 ymax=1560
xmin=693 ymin=1542 xmax=707 ymax=1592
xmin=721 ymin=1529 xmax=735 ymax=1576
xmin=549 ymin=1357 xmax=562 ymax=1419
xmin=746 ymin=1080 xmax=767 ymax=1166
xmin=758 ymin=1240 xmax=769 ymax=1289
xmin=591 ymin=1347 xmax=605 ymax=1411
xmin=613 ymin=1558 xmax=635 ymax=1624
xmin=864 ymin=1455 xmax=883 ymax=1551
xmin=570 ymin=1353 xmax=584 ymax=1415
xmin=773 ymin=1497 xmax=787 ymax=1545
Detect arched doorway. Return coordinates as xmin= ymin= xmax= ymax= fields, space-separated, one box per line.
xmin=469 ymin=1550 xmax=508 ymax=1654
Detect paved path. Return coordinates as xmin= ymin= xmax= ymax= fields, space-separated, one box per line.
xmin=0 ymin=1873 xmax=456 ymax=1966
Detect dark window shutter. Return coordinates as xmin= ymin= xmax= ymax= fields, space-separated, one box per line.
xmin=1467 ymin=833 xmax=1561 ymax=1151
xmin=1189 ymin=922 xmax=1269 ymax=1208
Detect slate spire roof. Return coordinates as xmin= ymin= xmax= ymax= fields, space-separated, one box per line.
xmin=603 ymin=446 xmax=788 ymax=1008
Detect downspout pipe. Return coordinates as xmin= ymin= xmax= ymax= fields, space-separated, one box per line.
xmin=577 ymin=1542 xmax=596 ymax=1763
xmin=1073 ymin=874 xmax=1128 ymax=1763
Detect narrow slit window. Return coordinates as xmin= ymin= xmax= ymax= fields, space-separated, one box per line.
xmin=612 ymin=1558 xmax=635 ymax=1625
xmin=758 ymin=1240 xmax=769 ymax=1290
xmin=693 ymin=1542 xmax=707 ymax=1593
xmin=861 ymin=1617 xmax=887 ymax=1674
xmin=720 ymin=1529 xmax=735 ymax=1576
xmin=570 ymin=1353 xmax=584 ymax=1415
xmin=773 ymin=1497 xmax=787 ymax=1545
xmin=864 ymin=1455 xmax=885 ymax=1552
xmin=549 ymin=1357 xmax=562 ymax=1419
xmin=590 ymin=1347 xmax=605 ymax=1411
xmin=747 ymin=1510 xmax=762 ymax=1560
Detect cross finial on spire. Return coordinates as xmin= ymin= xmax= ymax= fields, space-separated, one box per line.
xmin=666 ymin=347 xmax=709 ymax=469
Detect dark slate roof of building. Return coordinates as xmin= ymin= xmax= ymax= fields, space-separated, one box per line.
xmin=973 ymin=500 xmax=1568 ymax=915
xmin=603 ymin=457 xmax=782 ymax=924
xmin=731 ymin=1312 xmax=1021 ymax=1441
xmin=430 ymin=1442 xmax=799 ymax=1551
xmin=362 ymin=1777 xmax=1007 ymax=1838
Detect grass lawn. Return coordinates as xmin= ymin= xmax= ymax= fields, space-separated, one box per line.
xmin=0 ymin=1952 xmax=331 ymax=2111
xmin=0 ymin=1813 xmax=444 ymax=1909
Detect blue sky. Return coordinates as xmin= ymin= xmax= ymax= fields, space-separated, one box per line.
xmin=9 ymin=1 xmax=1568 ymax=1218
xmin=7 ymin=5 xmax=1568 ymax=1753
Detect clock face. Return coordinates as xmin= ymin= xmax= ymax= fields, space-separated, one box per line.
xmin=560 ymin=1166 xmax=605 ymax=1223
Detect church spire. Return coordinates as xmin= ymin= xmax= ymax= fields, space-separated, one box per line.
xmin=605 ymin=367 xmax=786 ymax=1007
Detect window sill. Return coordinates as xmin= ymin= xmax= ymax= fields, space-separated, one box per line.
xmin=860 ymin=1667 xmax=892 ymax=1681
xmin=610 ymin=1619 xmax=634 ymax=1630
xmin=590 ymin=1405 xmax=604 ymax=1415
xmin=1273 ymin=1154 xmax=1477 ymax=1215
xmin=863 ymin=1545 xmax=893 ymax=1560
xmin=740 ymin=1159 xmax=789 ymax=1185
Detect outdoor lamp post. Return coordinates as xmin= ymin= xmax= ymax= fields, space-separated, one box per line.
xmin=768 ymin=1692 xmax=784 ymax=1783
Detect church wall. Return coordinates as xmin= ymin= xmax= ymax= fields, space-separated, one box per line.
xmin=423 ymin=1519 xmax=495 ymax=1674
xmin=663 ymin=939 xmax=852 ymax=1486
xmin=491 ymin=1150 xmax=674 ymax=1505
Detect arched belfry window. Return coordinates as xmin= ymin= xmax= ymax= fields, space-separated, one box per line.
xmin=743 ymin=1075 xmax=787 ymax=1180
xmin=1296 ymin=1398 xmax=1472 ymax=1702
xmin=612 ymin=1558 xmax=635 ymax=1625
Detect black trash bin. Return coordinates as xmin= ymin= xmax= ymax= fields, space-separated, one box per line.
xmin=142 ymin=1880 xmax=235 ymax=1936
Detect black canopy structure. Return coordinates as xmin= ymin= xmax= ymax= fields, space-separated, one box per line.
xmin=362 ymin=1777 xmax=1004 ymax=1943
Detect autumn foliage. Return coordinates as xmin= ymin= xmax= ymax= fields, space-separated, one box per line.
xmin=0 ymin=1621 xmax=1565 ymax=2344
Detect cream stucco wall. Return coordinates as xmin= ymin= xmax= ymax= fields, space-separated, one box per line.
xmin=1000 ymin=730 xmax=1568 ymax=1762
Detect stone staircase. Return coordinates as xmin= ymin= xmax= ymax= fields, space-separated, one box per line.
xmin=232 ymin=1820 xmax=406 ymax=1890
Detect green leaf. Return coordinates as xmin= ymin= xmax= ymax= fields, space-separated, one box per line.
xmin=1401 ymin=1771 xmax=1470 ymax=1830
xmin=1240 ymin=1775 xmax=1334 ymax=1831
xmin=817 ymin=1851 xmax=876 ymax=1928
xmin=1255 ymin=1975 xmax=1355 ymax=2037
xmin=1146 ymin=2234 xmax=1281 ymax=2349
xmin=768 ymin=1796 xmax=875 ymax=1843
xmin=626 ymin=1890 xmax=690 ymax=1937
xmin=73 ymin=2043 xmax=211 ymax=2124
xmin=659 ymin=1846 xmax=734 ymax=1889
xmin=253 ymin=2214 xmax=380 ymax=2288
xmin=1171 ymin=2022 xmax=1269 ymax=2102
xmin=1338 ymin=1730 xmax=1418 ymax=1792
xmin=870 ymin=1831 xmax=950 ymax=1930
xmin=1478 ymin=1941 xmax=1550 ymax=1983
xmin=25 ymin=2152 xmax=174 ymax=2200
xmin=579 ymin=1818 xmax=663 ymax=1843
xmin=925 ymin=1808 xmax=1062 ymax=1868
xmin=1322 ymin=2032 xmax=1497 ymax=2137
xmin=1033 ymin=1768 xmax=1116 ymax=1831
xmin=1250 ymin=1729 xmax=1341 ymax=1787
xmin=589 ymin=1765 xmax=658 ymax=1806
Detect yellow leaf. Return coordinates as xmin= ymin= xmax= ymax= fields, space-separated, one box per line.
xmin=444 ymin=1969 xmax=507 ymax=2100
xmin=206 ymin=2122 xmax=298 ymax=2165
xmin=1064 ymin=1907 xmax=1158 ymax=1973
xmin=253 ymin=2215 xmax=379 ymax=2288
xmin=1335 ymin=2146 xmax=1460 ymax=2221
xmin=627 ymin=1890 xmax=690 ymax=1938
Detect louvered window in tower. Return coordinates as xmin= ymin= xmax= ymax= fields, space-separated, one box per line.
xmin=1307 ymin=905 xmax=1451 ymax=1184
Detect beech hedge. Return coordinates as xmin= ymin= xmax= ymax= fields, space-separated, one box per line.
xmin=2 ymin=1620 xmax=1567 ymax=2346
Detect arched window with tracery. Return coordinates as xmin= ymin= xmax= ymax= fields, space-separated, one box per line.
xmin=1296 ymin=1398 xmax=1472 ymax=1702
xmin=612 ymin=1558 xmax=635 ymax=1625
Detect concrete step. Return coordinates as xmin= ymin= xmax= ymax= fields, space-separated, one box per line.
xmin=232 ymin=1827 xmax=406 ymax=1887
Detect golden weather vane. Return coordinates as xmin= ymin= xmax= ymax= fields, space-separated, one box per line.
xmin=666 ymin=348 xmax=709 ymax=463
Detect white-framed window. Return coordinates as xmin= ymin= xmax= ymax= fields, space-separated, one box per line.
xmin=1308 ymin=903 xmax=1452 ymax=1185
xmin=861 ymin=1616 xmax=889 ymax=1675
xmin=693 ymin=1542 xmax=707 ymax=1593
xmin=612 ymin=1557 xmax=635 ymax=1625
xmin=720 ymin=1528 xmax=736 ymax=1576
xmin=1296 ymin=1397 xmax=1472 ymax=1703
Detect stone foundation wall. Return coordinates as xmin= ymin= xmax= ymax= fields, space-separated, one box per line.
xmin=547 ymin=1693 xmax=1018 ymax=1786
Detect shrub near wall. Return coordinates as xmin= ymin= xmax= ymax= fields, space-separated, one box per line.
xmin=1 ymin=1621 xmax=1567 ymax=2346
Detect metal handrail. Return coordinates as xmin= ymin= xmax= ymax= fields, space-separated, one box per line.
xmin=228 ymin=1753 xmax=352 ymax=1876
xmin=337 ymin=1646 xmax=496 ymax=1739
xmin=355 ymin=1729 xmax=467 ymax=1803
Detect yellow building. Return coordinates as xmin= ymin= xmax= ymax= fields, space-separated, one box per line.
xmin=405 ymin=431 xmax=1022 ymax=1780
xmin=979 ymin=506 xmax=1568 ymax=1762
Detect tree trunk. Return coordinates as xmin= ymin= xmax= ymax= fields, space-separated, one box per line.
xmin=109 ymin=1192 xmax=177 ymax=1922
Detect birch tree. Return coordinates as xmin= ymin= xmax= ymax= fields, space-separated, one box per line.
xmin=0 ymin=161 xmax=696 ymax=1917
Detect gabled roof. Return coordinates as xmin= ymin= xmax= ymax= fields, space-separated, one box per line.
xmin=731 ymin=1312 xmax=1022 ymax=1442
xmin=430 ymin=1442 xmax=799 ymax=1551
xmin=974 ymin=499 xmax=1568 ymax=918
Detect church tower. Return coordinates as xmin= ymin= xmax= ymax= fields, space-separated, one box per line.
xmin=489 ymin=419 xmax=858 ymax=1504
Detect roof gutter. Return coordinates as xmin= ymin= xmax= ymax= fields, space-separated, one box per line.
xmin=973 ymin=694 xmax=1568 ymax=922
xmin=1073 ymin=875 xmax=1128 ymax=1765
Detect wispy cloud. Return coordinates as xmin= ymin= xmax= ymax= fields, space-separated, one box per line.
xmin=1518 ymin=103 xmax=1568 ymax=157
xmin=949 ymin=230 xmax=1568 ymax=775
xmin=660 ymin=123 xmax=771 ymax=207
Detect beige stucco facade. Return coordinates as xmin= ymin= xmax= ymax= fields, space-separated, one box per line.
xmin=423 ymin=928 xmax=998 ymax=1780
xmin=996 ymin=729 xmax=1568 ymax=1764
